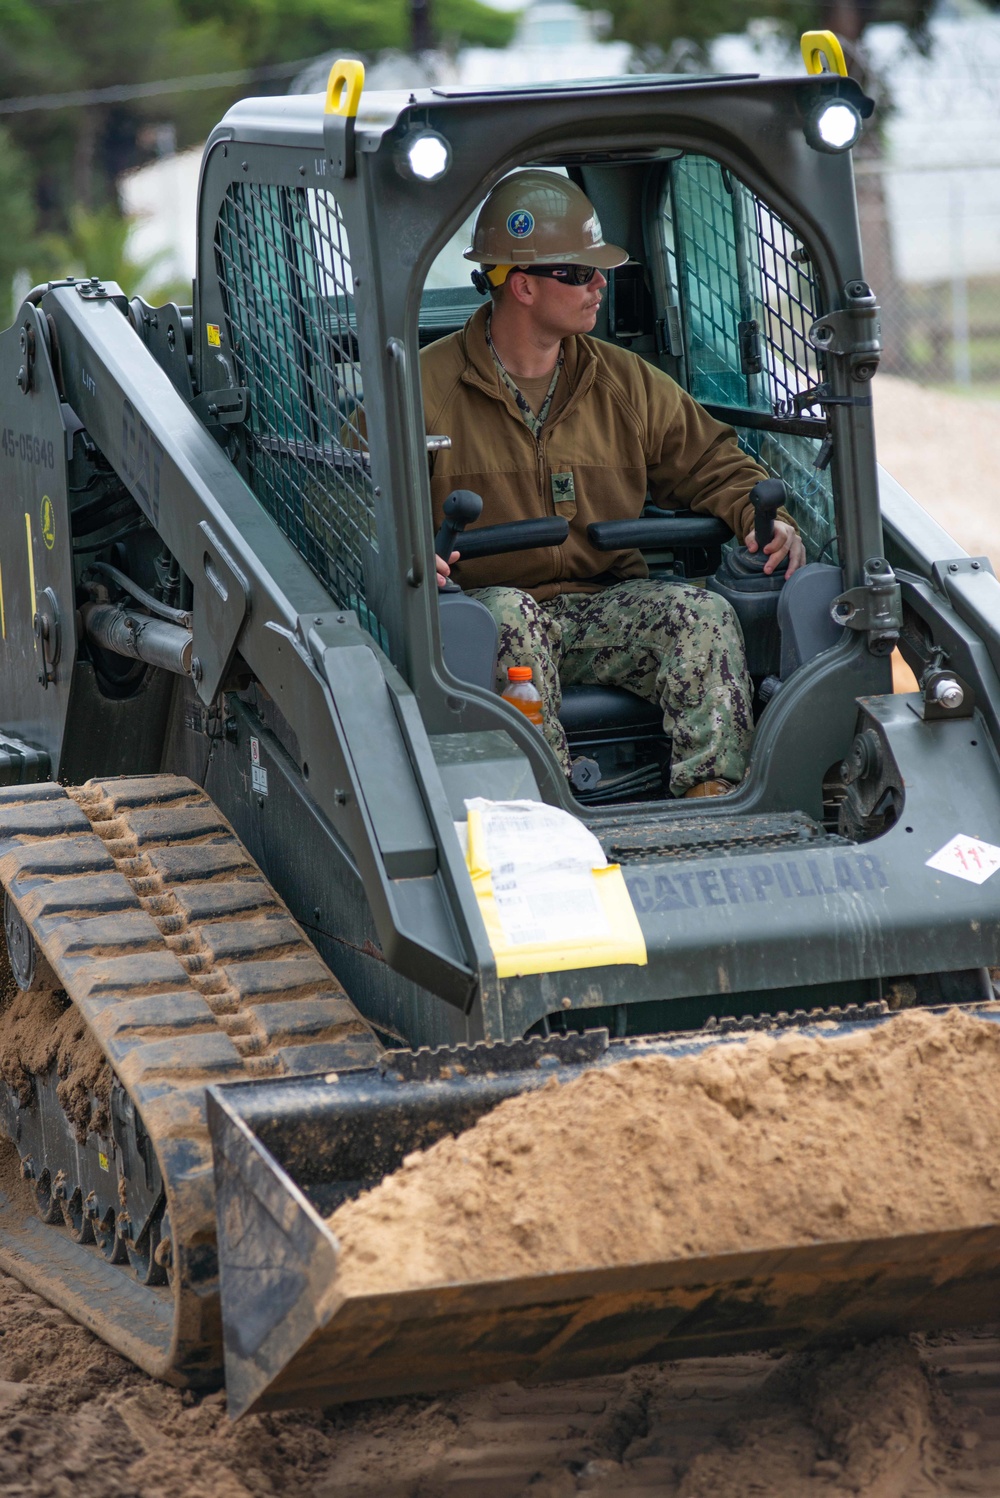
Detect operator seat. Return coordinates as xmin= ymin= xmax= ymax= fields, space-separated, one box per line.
xmin=558 ymin=685 xmax=662 ymax=734
xmin=439 ymin=593 xmax=663 ymax=732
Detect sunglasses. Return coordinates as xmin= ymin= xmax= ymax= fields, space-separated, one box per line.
xmin=520 ymin=264 xmax=600 ymax=286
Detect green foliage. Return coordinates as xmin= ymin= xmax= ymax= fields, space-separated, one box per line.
xmin=575 ymin=0 xmax=813 ymax=54
xmin=178 ymin=0 xmax=515 ymax=65
xmin=583 ymin=0 xmax=1000 ymax=55
xmin=435 ymin=0 xmax=517 ymax=49
xmin=32 ymin=205 xmax=189 ymax=306
xmin=0 ymin=0 xmax=36 ymax=26
xmin=0 ymin=125 xmax=37 ymax=329
xmin=0 ymin=0 xmax=515 ymax=276
xmin=2 ymin=0 xmax=993 ymax=332
xmin=0 ymin=0 xmax=243 ymax=231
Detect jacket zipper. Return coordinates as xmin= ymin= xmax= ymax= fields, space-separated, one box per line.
xmin=536 ymin=428 xmax=562 ymax=582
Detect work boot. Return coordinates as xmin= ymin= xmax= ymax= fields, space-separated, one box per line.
xmin=683 ymin=778 xmax=735 ymax=799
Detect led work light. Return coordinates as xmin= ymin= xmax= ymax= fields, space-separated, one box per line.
xmin=805 ymin=99 xmax=863 ymax=154
xmin=399 ymin=130 xmax=452 ymax=181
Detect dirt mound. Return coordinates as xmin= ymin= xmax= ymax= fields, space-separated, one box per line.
xmin=672 ymin=1337 xmax=960 ymax=1498
xmin=327 ymin=1007 xmax=1000 ymax=1295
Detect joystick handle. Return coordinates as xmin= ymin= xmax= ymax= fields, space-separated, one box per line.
xmin=749 ymin=478 xmax=786 ymax=551
xmin=434 ymin=488 xmax=483 ymax=561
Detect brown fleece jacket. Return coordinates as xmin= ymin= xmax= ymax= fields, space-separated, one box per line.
xmin=422 ymin=304 xmax=785 ymax=602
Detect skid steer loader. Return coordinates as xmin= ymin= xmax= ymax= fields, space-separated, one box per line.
xmin=1 ymin=33 xmax=1000 ymax=1417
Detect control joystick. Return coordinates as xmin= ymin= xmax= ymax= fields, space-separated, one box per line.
xmin=434 ymin=489 xmax=483 ymax=593
xmin=746 ymin=478 xmax=789 ymax=574
xmin=433 ymin=488 xmax=572 ymax=600
xmin=706 ymin=477 xmax=790 ymax=681
xmin=434 ymin=489 xmax=483 ymax=563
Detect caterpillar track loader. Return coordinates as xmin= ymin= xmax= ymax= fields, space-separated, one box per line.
xmin=2 ymin=36 xmax=1000 ymax=1418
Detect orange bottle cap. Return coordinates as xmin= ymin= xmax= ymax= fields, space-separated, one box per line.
xmin=507 ymin=666 xmax=533 ymax=681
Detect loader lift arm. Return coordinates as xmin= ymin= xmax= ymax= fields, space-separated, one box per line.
xmin=29 ymin=281 xmax=489 ymax=1014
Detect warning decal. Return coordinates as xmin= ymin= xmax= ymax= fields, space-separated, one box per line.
xmin=250 ymin=736 xmax=268 ymax=796
xmin=926 ymin=833 xmax=1000 ymax=886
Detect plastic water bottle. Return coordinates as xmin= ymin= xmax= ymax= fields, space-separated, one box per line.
xmin=502 ymin=666 xmax=544 ymax=727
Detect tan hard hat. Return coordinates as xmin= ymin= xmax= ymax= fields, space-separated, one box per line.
xmin=464 ymin=169 xmax=627 ymax=270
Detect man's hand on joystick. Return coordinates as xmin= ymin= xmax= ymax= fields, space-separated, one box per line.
xmin=436 ymin=550 xmax=460 ymax=588
xmin=742 ymin=478 xmax=805 ymax=576
xmin=434 ymin=488 xmax=483 ymax=589
xmin=744 ymin=519 xmax=805 ymax=576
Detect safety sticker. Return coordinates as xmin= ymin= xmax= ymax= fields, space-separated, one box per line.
xmin=926 ymin=833 xmax=1000 ymax=885
xmin=206 ymin=323 xmax=222 ymax=347
xmin=250 ymin=735 xmax=268 ymax=796
xmin=40 ymin=494 xmax=55 ymax=550
xmin=98 ymin=1151 xmax=109 ymax=1172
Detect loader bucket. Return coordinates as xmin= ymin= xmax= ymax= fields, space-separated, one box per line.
xmin=207 ymin=1018 xmax=1000 ymax=1418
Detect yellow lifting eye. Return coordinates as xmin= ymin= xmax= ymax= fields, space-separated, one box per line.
xmin=800 ymin=30 xmax=848 ymax=78
xmin=325 ymin=57 xmax=365 ymax=118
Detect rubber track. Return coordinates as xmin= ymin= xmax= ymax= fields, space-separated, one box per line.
xmin=0 ymin=773 xmax=381 ymax=1384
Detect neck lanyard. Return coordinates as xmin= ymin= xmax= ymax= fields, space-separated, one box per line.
xmin=485 ymin=313 xmax=564 ymax=439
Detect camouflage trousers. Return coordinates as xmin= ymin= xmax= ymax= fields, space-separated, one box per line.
xmin=468 ymin=580 xmax=754 ymax=795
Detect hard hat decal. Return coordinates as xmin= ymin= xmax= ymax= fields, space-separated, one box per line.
xmin=583 ymin=215 xmax=601 ymax=244
xmin=507 ymin=209 xmax=535 ymax=239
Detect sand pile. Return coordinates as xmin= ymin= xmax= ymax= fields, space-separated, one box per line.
xmin=327 ymin=1007 xmax=1000 ymax=1295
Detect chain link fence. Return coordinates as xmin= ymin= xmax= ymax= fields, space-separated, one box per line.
xmin=857 ymin=156 xmax=1000 ymax=394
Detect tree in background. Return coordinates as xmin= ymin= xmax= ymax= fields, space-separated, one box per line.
xmin=582 ymin=0 xmax=996 ymax=374
xmin=3 ymin=0 xmax=996 ymax=332
xmin=32 ymin=204 xmax=189 ymax=304
xmin=0 ymin=124 xmax=37 ymax=325
xmin=578 ymin=0 xmax=940 ymax=58
xmin=175 ymin=0 xmax=513 ymax=68
xmin=0 ymin=0 xmax=513 ymax=324
xmin=0 ymin=0 xmax=243 ymax=225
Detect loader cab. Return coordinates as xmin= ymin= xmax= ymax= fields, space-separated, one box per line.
xmin=416 ymin=148 xmax=847 ymax=805
xmin=201 ymin=69 xmax=890 ymax=836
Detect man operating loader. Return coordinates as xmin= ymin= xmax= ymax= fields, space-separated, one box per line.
xmin=423 ymin=169 xmax=805 ymax=799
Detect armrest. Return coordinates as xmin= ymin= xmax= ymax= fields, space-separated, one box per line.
xmin=455 ymin=517 xmax=569 ymax=561
xmin=587 ymin=514 xmax=732 ymax=551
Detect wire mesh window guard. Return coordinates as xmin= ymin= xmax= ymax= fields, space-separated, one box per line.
xmin=662 ymin=157 xmax=837 ymax=562
xmin=215 ymin=182 xmax=385 ymax=644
